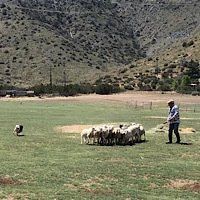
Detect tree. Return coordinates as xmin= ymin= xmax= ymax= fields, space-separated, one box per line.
xmin=171 ymin=79 xmax=179 ymax=91
xmin=180 ymin=75 xmax=191 ymax=87
xmin=95 ymin=83 xmax=121 ymax=95
xmin=184 ymin=60 xmax=200 ymax=79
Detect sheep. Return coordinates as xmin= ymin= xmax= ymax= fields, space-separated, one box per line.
xmin=92 ymin=125 xmax=109 ymax=145
xmin=93 ymin=125 xmax=114 ymax=145
xmin=130 ymin=122 xmax=137 ymax=126
xmin=81 ymin=128 xmax=89 ymax=144
xmin=123 ymin=125 xmax=140 ymax=145
xmin=113 ymin=127 xmax=121 ymax=144
xmin=106 ymin=126 xmax=115 ymax=145
xmin=113 ymin=127 xmax=126 ymax=145
xmin=99 ymin=126 xmax=110 ymax=145
xmin=80 ymin=123 xmax=146 ymax=146
xmin=93 ymin=126 xmax=103 ymax=144
xmin=137 ymin=125 xmax=146 ymax=142
xmin=119 ymin=123 xmax=129 ymax=130
xmin=88 ymin=127 xmax=97 ymax=144
xmin=81 ymin=127 xmax=95 ymax=144
xmin=13 ymin=124 xmax=23 ymax=136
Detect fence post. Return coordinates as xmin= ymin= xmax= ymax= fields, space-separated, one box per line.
xmin=150 ymin=101 xmax=152 ymax=110
xmin=135 ymin=101 xmax=137 ymax=109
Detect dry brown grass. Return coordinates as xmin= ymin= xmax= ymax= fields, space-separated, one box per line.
xmin=0 ymin=176 xmax=23 ymax=186
xmin=136 ymin=32 xmax=200 ymax=72
xmin=1 ymin=91 xmax=200 ymax=105
xmin=64 ymin=176 xmax=115 ymax=195
xmin=149 ymin=183 xmax=158 ymax=189
xmin=55 ymin=124 xmax=94 ymax=134
xmin=166 ymin=179 xmax=200 ymax=192
xmin=64 ymin=183 xmax=78 ymax=191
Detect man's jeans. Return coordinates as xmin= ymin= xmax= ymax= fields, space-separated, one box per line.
xmin=169 ymin=123 xmax=180 ymax=143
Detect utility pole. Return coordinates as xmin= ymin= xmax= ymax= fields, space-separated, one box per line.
xmin=63 ymin=70 xmax=67 ymax=86
xmin=49 ymin=64 xmax=53 ymax=93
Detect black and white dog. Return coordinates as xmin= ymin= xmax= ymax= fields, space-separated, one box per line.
xmin=13 ymin=125 xmax=23 ymax=136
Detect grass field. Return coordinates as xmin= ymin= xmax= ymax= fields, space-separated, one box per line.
xmin=0 ymin=99 xmax=199 ymax=200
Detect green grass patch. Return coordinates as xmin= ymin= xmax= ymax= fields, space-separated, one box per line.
xmin=0 ymin=101 xmax=199 ymax=199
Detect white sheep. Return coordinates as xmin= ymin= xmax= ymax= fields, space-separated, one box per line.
xmin=130 ymin=122 xmax=137 ymax=126
xmin=99 ymin=126 xmax=110 ymax=145
xmin=106 ymin=126 xmax=115 ymax=145
xmin=138 ymin=125 xmax=146 ymax=142
xmin=94 ymin=125 xmax=114 ymax=145
xmin=93 ymin=126 xmax=103 ymax=144
xmin=123 ymin=125 xmax=140 ymax=145
xmin=80 ymin=127 xmax=95 ymax=144
xmin=119 ymin=123 xmax=129 ymax=130
xmin=113 ymin=127 xmax=123 ymax=145
xmin=80 ymin=123 xmax=146 ymax=146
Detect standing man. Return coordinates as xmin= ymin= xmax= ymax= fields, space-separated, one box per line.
xmin=166 ymin=99 xmax=181 ymax=144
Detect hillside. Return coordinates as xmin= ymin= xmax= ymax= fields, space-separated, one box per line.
xmin=99 ymin=28 xmax=200 ymax=91
xmin=0 ymin=0 xmax=200 ymax=88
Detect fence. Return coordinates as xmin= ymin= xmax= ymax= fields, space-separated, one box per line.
xmin=179 ymin=104 xmax=200 ymax=113
xmin=126 ymin=101 xmax=153 ymax=110
xmin=126 ymin=101 xmax=200 ymax=113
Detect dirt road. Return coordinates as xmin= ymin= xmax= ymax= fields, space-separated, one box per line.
xmin=1 ymin=91 xmax=200 ymax=105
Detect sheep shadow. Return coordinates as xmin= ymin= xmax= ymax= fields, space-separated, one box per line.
xmin=88 ymin=139 xmax=148 ymax=146
xmin=136 ymin=139 xmax=148 ymax=144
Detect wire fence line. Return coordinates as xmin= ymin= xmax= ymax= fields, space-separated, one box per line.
xmin=126 ymin=101 xmax=153 ymax=110
xmin=126 ymin=101 xmax=200 ymax=112
xmin=179 ymin=104 xmax=200 ymax=113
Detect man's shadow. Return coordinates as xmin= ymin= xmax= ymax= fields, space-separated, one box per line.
xmin=179 ymin=142 xmax=192 ymax=145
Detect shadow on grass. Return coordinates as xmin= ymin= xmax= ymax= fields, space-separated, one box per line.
xmin=17 ymin=134 xmax=25 ymax=137
xmin=166 ymin=142 xmax=193 ymax=145
xmin=87 ymin=140 xmax=148 ymax=146
xmin=179 ymin=142 xmax=193 ymax=145
xmin=137 ymin=139 xmax=148 ymax=144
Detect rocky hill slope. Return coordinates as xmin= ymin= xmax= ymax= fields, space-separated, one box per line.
xmin=0 ymin=0 xmax=199 ymax=88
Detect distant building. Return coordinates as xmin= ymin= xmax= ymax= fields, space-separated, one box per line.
xmin=0 ymin=90 xmax=6 ymax=97
xmin=0 ymin=90 xmax=35 ymax=97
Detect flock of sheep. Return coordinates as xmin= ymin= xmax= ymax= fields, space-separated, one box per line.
xmin=81 ymin=123 xmax=145 ymax=146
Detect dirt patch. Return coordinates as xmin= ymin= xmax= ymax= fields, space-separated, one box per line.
xmin=146 ymin=116 xmax=199 ymax=121
xmin=64 ymin=177 xmax=114 ymax=195
xmin=166 ymin=179 xmax=200 ymax=192
xmin=80 ymin=177 xmax=113 ymax=195
xmin=55 ymin=122 xmax=125 ymax=134
xmin=0 ymin=176 xmax=22 ymax=185
xmin=148 ymin=123 xmax=196 ymax=134
xmin=1 ymin=91 xmax=200 ymax=105
xmin=55 ymin=125 xmax=94 ymax=133
xmin=179 ymin=128 xmax=196 ymax=134
xmin=64 ymin=183 xmax=78 ymax=191
xmin=149 ymin=183 xmax=158 ymax=189
xmin=6 ymin=194 xmax=15 ymax=200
